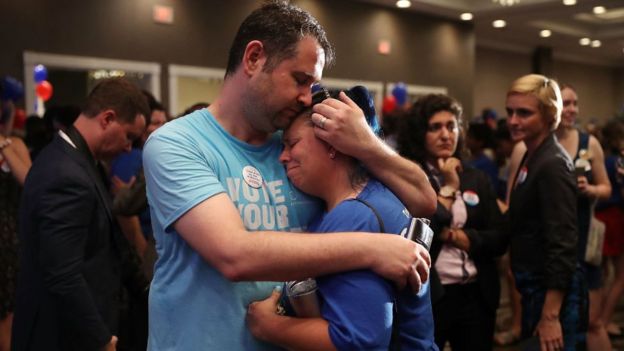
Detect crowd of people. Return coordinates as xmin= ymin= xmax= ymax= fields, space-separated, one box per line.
xmin=1 ymin=1 xmax=624 ymax=351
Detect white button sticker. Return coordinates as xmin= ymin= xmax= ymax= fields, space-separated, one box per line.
xmin=242 ymin=166 xmax=263 ymax=189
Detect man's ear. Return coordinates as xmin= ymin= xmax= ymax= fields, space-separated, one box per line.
xmin=242 ymin=40 xmax=267 ymax=76
xmin=98 ymin=109 xmax=117 ymax=129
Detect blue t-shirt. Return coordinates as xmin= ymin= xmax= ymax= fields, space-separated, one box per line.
xmin=143 ymin=109 xmax=321 ymax=350
xmin=111 ymin=148 xmax=142 ymax=182
xmin=311 ymin=180 xmax=438 ymax=351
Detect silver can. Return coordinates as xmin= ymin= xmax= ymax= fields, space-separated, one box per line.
xmin=285 ymin=278 xmax=321 ymax=317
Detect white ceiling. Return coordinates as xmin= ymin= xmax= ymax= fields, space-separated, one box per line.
xmin=355 ymin=0 xmax=624 ymax=67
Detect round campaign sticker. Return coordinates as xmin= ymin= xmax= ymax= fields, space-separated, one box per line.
xmin=462 ymin=190 xmax=479 ymax=206
xmin=516 ymin=166 xmax=528 ymax=185
xmin=242 ymin=165 xmax=263 ymax=189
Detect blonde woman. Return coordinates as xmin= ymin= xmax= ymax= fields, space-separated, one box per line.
xmin=506 ymin=74 xmax=587 ymax=351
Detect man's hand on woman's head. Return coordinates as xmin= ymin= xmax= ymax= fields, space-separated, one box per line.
xmin=311 ymin=91 xmax=378 ymax=160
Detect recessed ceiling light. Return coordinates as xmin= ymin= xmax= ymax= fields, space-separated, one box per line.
xmin=593 ymin=6 xmax=607 ymax=15
xmin=562 ymin=0 xmax=576 ymax=5
xmin=579 ymin=37 xmax=591 ymax=46
xmin=396 ymin=0 xmax=411 ymax=8
xmin=492 ymin=20 xmax=506 ymax=28
xmin=460 ymin=13 xmax=473 ymax=21
xmin=591 ymin=40 xmax=601 ymax=48
xmin=540 ymin=29 xmax=552 ymax=38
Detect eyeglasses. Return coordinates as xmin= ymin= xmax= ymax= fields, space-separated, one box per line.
xmin=427 ymin=121 xmax=458 ymax=133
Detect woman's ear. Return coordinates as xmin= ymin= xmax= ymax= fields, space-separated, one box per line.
xmin=328 ymin=146 xmax=336 ymax=159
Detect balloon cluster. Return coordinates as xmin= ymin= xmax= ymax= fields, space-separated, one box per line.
xmin=34 ymin=64 xmax=53 ymax=102
xmin=382 ymin=82 xmax=407 ymax=115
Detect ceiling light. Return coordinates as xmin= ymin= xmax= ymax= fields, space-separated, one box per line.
xmin=591 ymin=40 xmax=601 ymax=48
xmin=579 ymin=37 xmax=591 ymax=46
xmin=540 ymin=29 xmax=552 ymax=38
xmin=562 ymin=0 xmax=576 ymax=5
xmin=396 ymin=0 xmax=411 ymax=8
xmin=593 ymin=6 xmax=606 ymax=15
xmin=492 ymin=20 xmax=507 ymax=28
xmin=460 ymin=13 xmax=473 ymax=21
xmin=493 ymin=0 xmax=520 ymax=6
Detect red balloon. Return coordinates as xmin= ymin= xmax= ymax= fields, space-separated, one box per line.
xmin=382 ymin=95 xmax=397 ymax=115
xmin=36 ymin=80 xmax=53 ymax=101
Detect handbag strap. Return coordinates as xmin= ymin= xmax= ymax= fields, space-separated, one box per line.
xmin=351 ymin=197 xmax=399 ymax=350
xmin=352 ymin=198 xmax=385 ymax=232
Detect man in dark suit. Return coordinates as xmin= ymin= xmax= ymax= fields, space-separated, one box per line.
xmin=12 ymin=78 xmax=150 ymax=351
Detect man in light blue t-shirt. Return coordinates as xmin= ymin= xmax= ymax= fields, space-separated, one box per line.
xmin=143 ymin=2 xmax=437 ymax=350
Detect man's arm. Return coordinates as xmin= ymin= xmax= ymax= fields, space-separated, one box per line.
xmin=311 ymin=92 xmax=436 ymax=217
xmin=175 ymin=192 xmax=428 ymax=289
xmin=38 ymin=176 xmax=112 ymax=349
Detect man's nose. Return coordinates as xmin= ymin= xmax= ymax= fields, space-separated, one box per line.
xmin=297 ymin=88 xmax=312 ymax=107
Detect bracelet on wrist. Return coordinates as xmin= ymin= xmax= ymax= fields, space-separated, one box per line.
xmin=541 ymin=313 xmax=559 ymax=322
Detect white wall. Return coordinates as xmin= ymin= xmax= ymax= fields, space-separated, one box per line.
xmin=176 ymin=76 xmax=222 ymax=116
xmin=553 ymin=60 xmax=619 ymax=125
xmin=473 ymin=47 xmax=531 ymax=121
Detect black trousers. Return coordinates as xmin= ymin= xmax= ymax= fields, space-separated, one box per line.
xmin=433 ymin=282 xmax=496 ymax=351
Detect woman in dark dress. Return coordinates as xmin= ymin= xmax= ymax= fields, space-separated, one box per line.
xmin=0 ymin=101 xmax=32 ymax=351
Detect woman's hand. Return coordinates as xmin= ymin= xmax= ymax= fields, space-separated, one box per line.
xmin=577 ymin=175 xmax=598 ymax=197
xmin=535 ymin=316 xmax=563 ymax=351
xmin=247 ymin=287 xmax=284 ymax=341
xmin=437 ymin=157 xmax=462 ymax=189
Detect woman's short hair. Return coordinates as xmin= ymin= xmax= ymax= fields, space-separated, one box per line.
xmin=507 ymin=74 xmax=563 ymax=131
xmin=397 ymin=94 xmax=464 ymax=165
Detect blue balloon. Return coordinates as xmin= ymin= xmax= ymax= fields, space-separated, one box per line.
xmin=0 ymin=76 xmax=24 ymax=102
xmin=33 ymin=64 xmax=48 ymax=83
xmin=392 ymin=82 xmax=408 ymax=106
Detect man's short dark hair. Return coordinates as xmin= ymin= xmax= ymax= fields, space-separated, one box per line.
xmin=225 ymin=0 xmax=335 ymax=77
xmin=82 ymin=78 xmax=150 ymax=124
